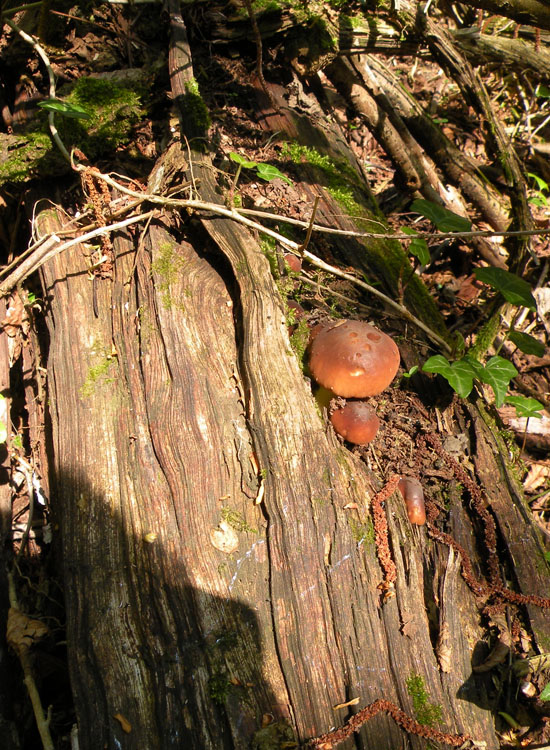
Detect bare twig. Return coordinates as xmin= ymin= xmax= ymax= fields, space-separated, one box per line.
xmin=297 ymin=196 xmax=320 ymax=256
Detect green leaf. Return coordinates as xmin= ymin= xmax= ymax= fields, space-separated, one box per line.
xmin=540 ymin=682 xmax=550 ymax=701
xmin=0 ymin=422 xmax=6 ymax=444
xmin=498 ymin=712 xmax=521 ymax=730
xmin=254 ymin=163 xmax=293 ymax=185
xmin=402 ymin=365 xmax=419 ymax=379
xmin=478 ymin=356 xmax=518 ymax=407
xmin=508 ymin=330 xmax=545 ymax=357
xmin=402 ymin=228 xmax=430 ymax=265
xmin=474 ymin=267 xmax=537 ymax=310
xmin=229 ymin=152 xmax=257 ymax=169
xmin=536 ymin=84 xmax=550 ymax=99
xmin=411 ymin=199 xmax=472 ymax=232
xmin=527 ymin=172 xmax=549 ymax=192
xmin=37 ymin=98 xmax=91 ymax=119
xmin=504 ymin=395 xmax=544 ymax=419
xmin=422 ymin=355 xmax=476 ymax=398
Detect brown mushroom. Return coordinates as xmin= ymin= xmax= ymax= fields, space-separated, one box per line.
xmin=330 ymin=400 xmax=380 ymax=445
xmin=398 ymin=477 xmax=426 ymax=525
xmin=284 ymin=253 xmax=302 ymax=273
xmin=308 ymin=320 xmax=400 ymax=397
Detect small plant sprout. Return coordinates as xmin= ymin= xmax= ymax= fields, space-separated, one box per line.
xmin=227 ymin=152 xmax=292 ymax=206
xmin=527 ymin=173 xmax=549 ymax=208
xmin=402 ymin=365 xmax=419 ymax=379
xmin=423 ymin=268 xmax=545 ymax=420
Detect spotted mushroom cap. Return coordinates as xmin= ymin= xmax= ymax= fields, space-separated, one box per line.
xmin=330 ymin=401 xmax=380 ymax=445
xmin=308 ymin=320 xmax=400 ymax=397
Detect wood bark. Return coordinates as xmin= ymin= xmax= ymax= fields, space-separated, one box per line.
xmin=460 ymin=0 xmax=550 ymax=31
xmin=37 ymin=167 xmax=505 ymax=750
xmin=34 ymin=128 xmax=550 ymax=750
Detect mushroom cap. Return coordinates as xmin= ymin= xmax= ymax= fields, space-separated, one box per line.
xmin=284 ymin=253 xmax=302 ymax=273
xmin=330 ymin=401 xmax=380 ymax=445
xmin=398 ymin=477 xmax=426 ymax=525
xmin=308 ymin=320 xmax=400 ymax=397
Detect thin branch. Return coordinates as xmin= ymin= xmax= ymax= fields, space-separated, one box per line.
xmin=0 ymin=212 xmax=156 ymax=295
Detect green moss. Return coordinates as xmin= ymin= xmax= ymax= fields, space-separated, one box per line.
xmin=253 ymin=721 xmax=297 ymax=750
xmin=151 ymin=242 xmax=187 ymax=309
xmin=176 ymin=78 xmax=211 ymax=143
xmin=0 ymin=131 xmax=56 ymax=185
xmin=406 ymin=672 xmax=443 ymax=727
xmin=289 ymin=318 xmax=310 ymax=365
xmin=221 ymin=507 xmax=258 ymax=534
xmin=469 ymin=307 xmax=503 ymax=361
xmin=80 ymin=356 xmax=117 ymax=397
xmin=208 ymin=671 xmax=232 ymax=704
xmin=59 ymin=76 xmax=144 ymax=160
xmin=211 ymin=629 xmax=239 ymax=653
xmin=260 ymin=234 xmax=279 ymax=278
xmin=348 ymin=516 xmax=374 ymax=545
xmin=327 ymin=186 xmax=364 ymax=218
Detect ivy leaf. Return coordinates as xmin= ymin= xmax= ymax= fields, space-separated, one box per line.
xmin=255 ymin=163 xmax=293 ymax=185
xmin=474 ymin=267 xmax=537 ymax=310
xmin=422 ymin=355 xmax=476 ymax=398
xmin=478 ymin=356 xmax=518 ymax=407
xmin=508 ymin=330 xmax=545 ymax=357
xmin=504 ymin=395 xmax=544 ymax=419
xmin=229 ymin=152 xmax=257 ymax=169
xmin=411 ymin=199 xmax=472 ymax=232
xmin=37 ymin=98 xmax=91 ymax=119
xmin=402 ymin=228 xmax=430 ymax=265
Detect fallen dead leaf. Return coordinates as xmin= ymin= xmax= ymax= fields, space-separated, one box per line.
xmin=113 ymin=713 xmax=132 ymax=733
xmin=7 ymin=607 xmax=49 ymax=654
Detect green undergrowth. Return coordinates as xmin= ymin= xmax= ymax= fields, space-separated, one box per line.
xmin=1 ymin=75 xmax=145 ymax=185
xmin=58 ymin=76 xmax=145 ymax=160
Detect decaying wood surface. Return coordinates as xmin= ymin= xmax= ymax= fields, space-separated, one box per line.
xmin=36 ymin=164 xmax=507 ymax=749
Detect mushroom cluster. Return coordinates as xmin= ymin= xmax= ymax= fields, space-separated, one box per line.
xmin=308 ymin=319 xmax=400 ymax=446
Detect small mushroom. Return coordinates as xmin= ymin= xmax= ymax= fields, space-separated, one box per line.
xmin=284 ymin=253 xmax=302 ymax=273
xmin=330 ymin=400 xmax=380 ymax=445
xmin=398 ymin=477 xmax=426 ymax=525
xmin=308 ymin=320 xmax=400 ymax=397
